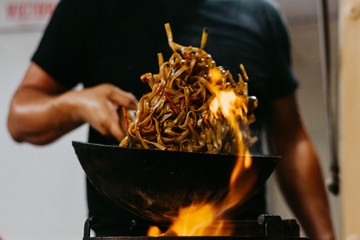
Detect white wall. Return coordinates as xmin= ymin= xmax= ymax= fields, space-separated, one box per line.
xmin=0 ymin=31 xmax=88 ymax=240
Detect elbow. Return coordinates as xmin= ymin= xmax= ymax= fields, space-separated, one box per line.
xmin=7 ymin=115 xmax=27 ymax=143
xmin=7 ymin=101 xmax=44 ymax=145
xmin=7 ymin=97 xmax=27 ymax=143
xmin=7 ymin=83 xmax=62 ymax=146
xmin=8 ymin=131 xmax=23 ymax=143
xmin=7 ymin=112 xmax=24 ymax=143
xmin=7 ymin=112 xmax=52 ymax=146
xmin=7 ymin=121 xmax=55 ymax=146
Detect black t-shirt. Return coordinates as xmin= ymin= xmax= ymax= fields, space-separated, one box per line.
xmin=32 ymin=0 xmax=298 ymax=236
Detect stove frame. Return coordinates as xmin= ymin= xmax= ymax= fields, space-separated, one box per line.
xmin=83 ymin=215 xmax=308 ymax=240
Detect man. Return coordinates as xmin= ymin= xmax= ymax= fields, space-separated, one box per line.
xmin=7 ymin=0 xmax=335 ymax=239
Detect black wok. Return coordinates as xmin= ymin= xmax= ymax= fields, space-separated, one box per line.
xmin=72 ymin=141 xmax=279 ymax=223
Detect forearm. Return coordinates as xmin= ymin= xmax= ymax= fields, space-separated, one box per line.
xmin=267 ymin=93 xmax=335 ymax=240
xmin=7 ymin=87 xmax=84 ymax=145
xmin=272 ymin=135 xmax=335 ymax=240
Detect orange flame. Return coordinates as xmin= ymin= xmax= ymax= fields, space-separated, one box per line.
xmin=147 ymin=67 xmax=256 ymax=237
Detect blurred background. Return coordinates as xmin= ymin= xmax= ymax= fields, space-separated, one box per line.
xmin=0 ymin=0 xmax=341 ymax=239
xmin=266 ymin=1 xmax=341 ymax=240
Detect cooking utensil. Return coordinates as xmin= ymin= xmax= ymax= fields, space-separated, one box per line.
xmin=72 ymin=141 xmax=279 ymax=223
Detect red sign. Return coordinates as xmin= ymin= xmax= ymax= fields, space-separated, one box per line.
xmin=7 ymin=2 xmax=56 ymax=20
xmin=0 ymin=0 xmax=59 ymax=31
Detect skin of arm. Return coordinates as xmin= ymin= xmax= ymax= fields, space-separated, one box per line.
xmin=7 ymin=62 xmax=138 ymax=145
xmin=266 ymin=92 xmax=335 ymax=240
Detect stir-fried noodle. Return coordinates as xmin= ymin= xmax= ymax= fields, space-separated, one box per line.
xmin=120 ymin=23 xmax=257 ymax=154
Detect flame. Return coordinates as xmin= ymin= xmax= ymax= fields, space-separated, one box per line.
xmin=148 ymin=203 xmax=233 ymax=236
xmin=208 ymin=68 xmax=223 ymax=84
xmin=244 ymin=155 xmax=252 ymax=169
xmin=147 ymin=226 xmax=163 ymax=236
xmin=168 ymin=204 xmax=218 ymax=236
xmin=147 ymin=67 xmax=256 ymax=237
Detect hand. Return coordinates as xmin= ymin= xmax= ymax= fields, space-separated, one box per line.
xmin=73 ymin=83 xmax=138 ymax=141
xmin=8 ymin=63 xmax=139 ymax=145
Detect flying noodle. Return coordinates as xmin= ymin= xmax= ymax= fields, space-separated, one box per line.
xmin=120 ymin=23 xmax=257 ymax=154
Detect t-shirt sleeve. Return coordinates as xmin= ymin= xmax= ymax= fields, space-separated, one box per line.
xmin=263 ymin=1 xmax=299 ymax=99
xmin=31 ymin=0 xmax=86 ymax=90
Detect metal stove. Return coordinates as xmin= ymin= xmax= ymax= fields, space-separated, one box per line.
xmin=83 ymin=215 xmax=309 ymax=240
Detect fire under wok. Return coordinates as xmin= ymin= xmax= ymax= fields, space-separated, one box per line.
xmin=72 ymin=141 xmax=279 ymax=223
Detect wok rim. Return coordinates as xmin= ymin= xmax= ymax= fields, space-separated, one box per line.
xmin=72 ymin=141 xmax=281 ymax=161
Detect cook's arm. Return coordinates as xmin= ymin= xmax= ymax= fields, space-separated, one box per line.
xmin=7 ymin=62 xmax=138 ymax=145
xmin=266 ymin=92 xmax=335 ymax=240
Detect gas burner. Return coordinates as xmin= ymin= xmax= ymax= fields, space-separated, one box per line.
xmin=83 ymin=215 xmax=309 ymax=240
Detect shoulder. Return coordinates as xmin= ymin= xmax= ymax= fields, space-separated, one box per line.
xmin=259 ymin=0 xmax=287 ymax=23
xmin=230 ymin=0 xmax=289 ymax=41
xmin=203 ymin=0 xmax=281 ymax=13
xmin=201 ymin=0 xmax=285 ymax=28
xmin=237 ymin=0 xmax=286 ymax=26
